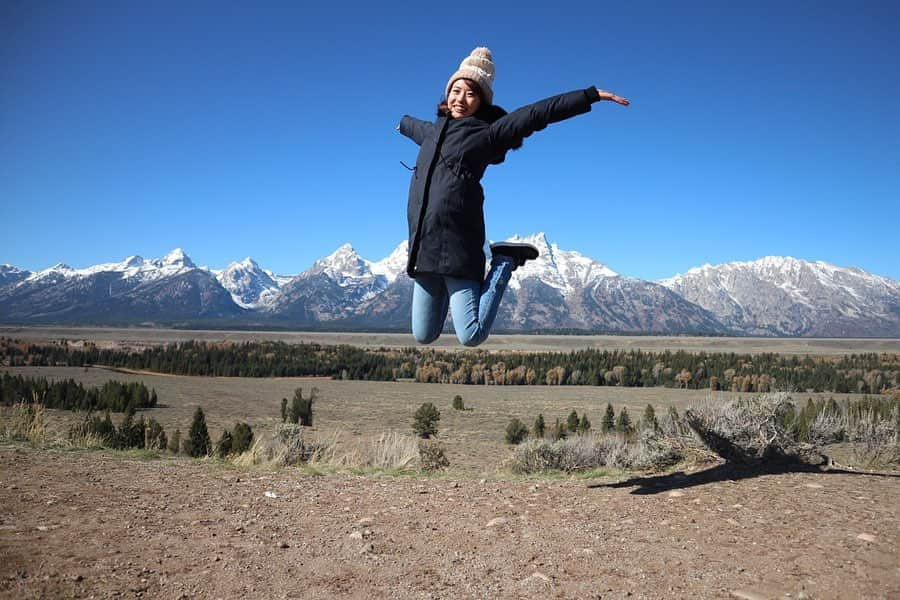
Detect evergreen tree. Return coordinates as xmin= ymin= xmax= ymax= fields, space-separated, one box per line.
xmin=602 ymin=403 xmax=615 ymax=433
xmin=280 ymin=398 xmax=288 ymax=422
xmin=452 ymin=395 xmax=465 ymax=410
xmin=231 ymin=422 xmax=254 ymax=454
xmin=567 ymin=410 xmax=580 ymax=434
xmin=578 ymin=413 xmax=591 ymax=433
xmin=533 ymin=413 xmax=546 ymax=438
xmin=642 ymin=404 xmax=659 ymax=431
xmin=616 ymin=407 xmax=634 ymax=434
xmin=188 ymin=407 xmax=211 ymax=457
xmin=413 ymin=402 xmax=440 ymax=439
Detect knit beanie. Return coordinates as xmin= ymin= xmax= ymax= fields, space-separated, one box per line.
xmin=445 ymin=47 xmax=495 ymax=105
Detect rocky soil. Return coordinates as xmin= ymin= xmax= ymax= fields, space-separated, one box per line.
xmin=2 ymin=447 xmax=899 ymax=599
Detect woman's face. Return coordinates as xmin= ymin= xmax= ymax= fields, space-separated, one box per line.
xmin=447 ymin=79 xmax=482 ymax=118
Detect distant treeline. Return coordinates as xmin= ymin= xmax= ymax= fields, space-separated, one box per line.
xmin=2 ymin=337 xmax=899 ymax=394
xmin=1 ymin=372 xmax=157 ymax=412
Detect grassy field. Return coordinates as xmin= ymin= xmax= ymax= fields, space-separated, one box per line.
xmin=2 ymin=325 xmax=899 ymax=354
xmin=1 ymin=365 xmax=865 ymax=474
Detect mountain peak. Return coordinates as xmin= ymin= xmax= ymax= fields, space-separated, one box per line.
xmin=161 ymin=248 xmax=195 ymax=268
xmin=122 ymin=255 xmax=145 ymax=268
xmin=369 ymin=241 xmax=408 ymax=283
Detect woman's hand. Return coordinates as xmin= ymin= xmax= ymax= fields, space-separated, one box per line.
xmin=596 ymin=89 xmax=629 ymax=106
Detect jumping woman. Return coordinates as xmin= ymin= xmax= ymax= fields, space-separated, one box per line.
xmin=398 ymin=47 xmax=629 ymax=347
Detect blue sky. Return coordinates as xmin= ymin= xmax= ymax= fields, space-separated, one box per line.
xmin=2 ymin=1 xmax=899 ymax=280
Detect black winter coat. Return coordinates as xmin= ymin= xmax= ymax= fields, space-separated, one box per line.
xmin=399 ymin=86 xmax=600 ymax=282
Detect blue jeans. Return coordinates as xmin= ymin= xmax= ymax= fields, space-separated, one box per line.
xmin=411 ymin=256 xmax=515 ymax=347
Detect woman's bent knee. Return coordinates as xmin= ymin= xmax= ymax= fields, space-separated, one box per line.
xmin=413 ymin=325 xmax=442 ymax=345
xmin=457 ymin=330 xmax=487 ymax=347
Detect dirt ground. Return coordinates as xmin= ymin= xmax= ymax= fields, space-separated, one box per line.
xmin=2 ymin=447 xmax=898 ymax=599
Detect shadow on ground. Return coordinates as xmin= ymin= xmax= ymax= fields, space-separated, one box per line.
xmin=590 ymin=461 xmax=900 ymax=495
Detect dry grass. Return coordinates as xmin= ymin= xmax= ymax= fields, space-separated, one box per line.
xmin=1 ymin=365 xmax=891 ymax=474
xmin=0 ymin=401 xmax=47 ymax=444
xmin=230 ymin=427 xmax=425 ymax=473
xmin=64 ymin=429 xmax=107 ymax=450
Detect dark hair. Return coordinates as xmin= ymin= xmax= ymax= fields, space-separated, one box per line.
xmin=437 ymin=78 xmax=485 ymax=116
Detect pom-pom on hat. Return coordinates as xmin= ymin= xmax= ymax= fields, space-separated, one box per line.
xmin=445 ymin=46 xmax=495 ymax=105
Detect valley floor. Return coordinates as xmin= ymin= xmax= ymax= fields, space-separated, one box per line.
xmin=2 ymin=447 xmax=899 ymax=599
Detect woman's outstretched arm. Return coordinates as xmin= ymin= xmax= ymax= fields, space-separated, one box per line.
xmin=397 ymin=116 xmax=434 ymax=146
xmin=486 ymin=86 xmax=629 ymax=151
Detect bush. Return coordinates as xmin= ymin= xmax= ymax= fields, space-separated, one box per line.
xmin=216 ymin=429 xmax=233 ymax=459
xmin=232 ymin=424 xmax=335 ymax=467
xmin=508 ymin=429 xmax=680 ymax=474
xmin=505 ymin=418 xmax=529 ymax=445
xmin=413 ymin=402 xmax=440 ymax=439
xmin=418 ymin=439 xmax=449 ymax=471
xmin=231 ymin=422 xmax=254 ymax=455
xmin=188 ymin=407 xmax=212 ymax=458
xmin=533 ymin=413 xmax=546 ymax=438
xmin=567 ymin=410 xmax=580 ymax=434
xmin=684 ymin=393 xmax=825 ymax=465
xmin=168 ymin=429 xmax=181 ymax=454
xmin=452 ymin=395 xmax=465 ymax=410
xmin=290 ymin=388 xmax=315 ymax=426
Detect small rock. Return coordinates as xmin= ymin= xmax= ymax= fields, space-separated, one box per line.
xmin=357 ymin=517 xmax=375 ymax=527
xmin=361 ymin=543 xmax=375 ymax=554
xmin=278 ymin=542 xmax=289 ymax=549
xmin=486 ymin=517 xmax=508 ymax=528
xmin=856 ymin=533 xmax=876 ymax=542
xmin=731 ymin=590 xmax=769 ymax=600
xmin=532 ymin=572 xmax=550 ymax=582
xmin=349 ymin=531 xmax=364 ymax=540
xmin=72 ymin=575 xmax=84 ymax=582
xmin=802 ymin=483 xmax=824 ymax=489
xmin=264 ymin=491 xmax=277 ymax=499
xmin=668 ymin=491 xmax=685 ymax=498
xmin=36 ymin=526 xmax=49 ymax=532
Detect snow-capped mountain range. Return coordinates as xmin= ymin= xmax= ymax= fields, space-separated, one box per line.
xmin=659 ymin=256 xmax=900 ymax=337
xmin=1 ymin=233 xmax=898 ymax=336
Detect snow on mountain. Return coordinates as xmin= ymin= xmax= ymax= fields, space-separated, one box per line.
xmin=20 ymin=249 xmax=197 ymax=286
xmin=369 ymin=241 xmax=408 ymax=283
xmin=0 ymin=265 xmax=31 ymax=288
xmin=309 ymin=244 xmax=376 ymax=285
xmin=214 ymin=258 xmax=281 ymax=309
xmin=501 ymin=232 xmax=617 ymax=292
xmin=659 ymin=256 xmax=900 ymax=336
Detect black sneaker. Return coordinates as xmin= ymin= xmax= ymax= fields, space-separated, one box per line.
xmin=490 ymin=242 xmax=539 ymax=268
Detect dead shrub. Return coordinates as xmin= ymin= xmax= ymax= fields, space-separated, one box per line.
xmin=418 ymin=439 xmax=449 ymax=471
xmin=508 ymin=429 xmax=680 ymax=474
